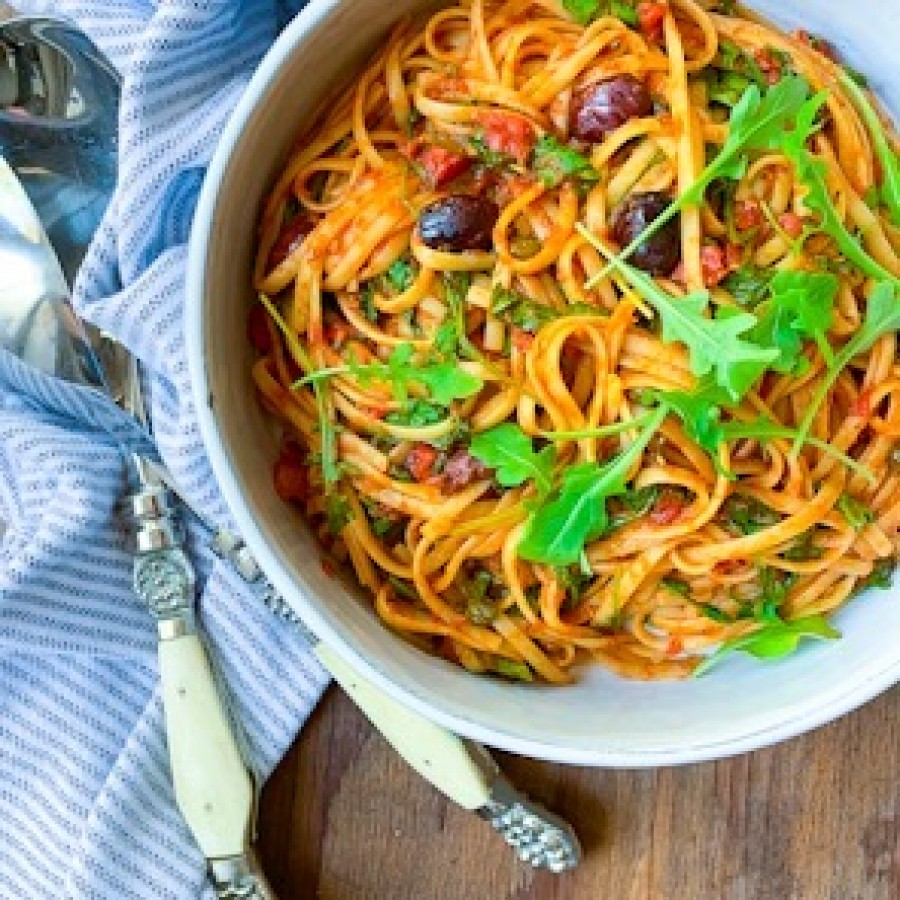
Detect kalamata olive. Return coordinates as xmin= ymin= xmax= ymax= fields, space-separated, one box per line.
xmin=418 ymin=194 xmax=499 ymax=252
xmin=610 ymin=191 xmax=681 ymax=276
xmin=570 ymin=74 xmax=653 ymax=144
xmin=268 ymin=211 xmax=315 ymax=269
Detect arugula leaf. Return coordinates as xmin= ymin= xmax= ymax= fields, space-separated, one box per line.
xmin=462 ymin=570 xmax=498 ymax=625
xmin=562 ymin=0 xmax=599 ymax=25
xmin=723 ymin=266 xmax=775 ymax=308
xmin=783 ymin=530 xmax=824 ymax=562
xmin=385 ymin=400 xmax=443 ymax=427
xmin=388 ymin=574 xmax=419 ymax=600
xmin=468 ymin=423 xmax=556 ymax=496
xmin=657 ymin=388 xmax=876 ymax=482
xmin=360 ymin=282 xmax=379 ymax=322
xmin=757 ymin=567 xmax=797 ymax=621
xmin=326 ymin=494 xmax=351 ymax=534
xmin=662 ymin=577 xmax=690 ymax=597
xmin=562 ymin=0 xmax=638 ymax=27
xmin=591 ymin=76 xmax=815 ymax=284
xmin=791 ymin=281 xmax=900 ymax=457
xmin=781 ymin=93 xmax=896 ymax=283
xmin=554 ymin=563 xmax=595 ymax=603
xmin=385 ymin=257 xmax=415 ymax=293
xmin=722 ymin=495 xmax=780 ymax=535
xmin=531 ymin=135 xmax=599 ymax=189
xmin=441 ymin=272 xmax=482 ymax=361
xmin=853 ymin=558 xmax=895 ymax=595
xmin=413 ymin=362 xmax=483 ymax=406
xmin=607 ymin=485 xmax=659 ymax=529
xmin=657 ymin=382 xmax=729 ymax=454
xmin=840 ymin=72 xmax=900 ymax=227
xmin=494 ymin=658 xmax=534 ymax=681
xmin=581 ymin=227 xmax=778 ymax=400
xmin=517 ymin=405 xmax=667 ymax=565
xmin=469 ymin=134 xmax=513 ymax=170
xmin=693 ymin=615 xmax=840 ymax=676
xmin=259 ymin=293 xmax=339 ymax=486
xmin=491 ymin=286 xmax=558 ymax=332
xmin=298 ymin=340 xmax=483 ymax=406
xmin=836 ymin=493 xmax=875 ymax=530
xmin=708 ymin=39 xmax=766 ymax=107
xmin=748 ymin=270 xmax=838 ymax=373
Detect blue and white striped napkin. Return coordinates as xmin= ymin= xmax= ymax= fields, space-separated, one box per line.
xmin=0 ymin=2 xmax=329 ymax=897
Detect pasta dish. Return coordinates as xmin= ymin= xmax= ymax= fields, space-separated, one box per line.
xmin=250 ymin=0 xmax=900 ymax=682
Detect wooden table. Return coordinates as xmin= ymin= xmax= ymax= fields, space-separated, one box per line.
xmin=257 ymin=684 xmax=899 ymax=900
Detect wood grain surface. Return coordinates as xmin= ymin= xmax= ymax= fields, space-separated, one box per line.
xmin=257 ymin=684 xmax=899 ymax=900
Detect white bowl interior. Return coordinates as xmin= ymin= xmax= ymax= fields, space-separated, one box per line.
xmin=188 ymin=0 xmax=900 ymax=765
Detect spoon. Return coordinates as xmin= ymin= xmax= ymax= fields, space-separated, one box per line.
xmin=0 ymin=13 xmax=581 ymax=883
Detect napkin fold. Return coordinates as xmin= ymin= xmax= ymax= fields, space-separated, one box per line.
xmin=0 ymin=2 xmax=329 ymax=897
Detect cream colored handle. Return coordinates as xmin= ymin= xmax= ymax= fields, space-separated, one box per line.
xmin=315 ymin=643 xmax=494 ymax=810
xmin=159 ymin=633 xmax=254 ymax=859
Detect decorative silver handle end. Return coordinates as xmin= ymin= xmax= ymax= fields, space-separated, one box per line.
xmin=478 ymin=774 xmax=582 ymax=873
xmin=209 ymin=849 xmax=278 ymax=899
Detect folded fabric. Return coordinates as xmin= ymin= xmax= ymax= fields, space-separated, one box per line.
xmin=0 ymin=2 xmax=329 ymax=897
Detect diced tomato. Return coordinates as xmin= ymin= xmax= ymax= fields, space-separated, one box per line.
xmin=778 ymin=212 xmax=805 ymax=239
xmin=793 ymin=29 xmax=837 ymax=61
xmin=417 ymin=145 xmax=472 ymax=188
xmin=405 ymin=442 xmax=440 ymax=483
xmin=725 ymin=243 xmax=743 ymax=269
xmin=480 ymin=110 xmax=536 ymax=165
xmin=267 ymin=211 xmax=315 ymax=269
xmin=735 ymin=199 xmax=763 ymax=232
xmin=850 ymin=389 xmax=874 ymax=419
xmin=638 ymin=2 xmax=667 ymax=43
xmin=700 ymin=244 xmax=732 ymax=288
xmin=274 ymin=449 xmax=309 ymax=504
xmin=322 ymin=319 xmax=350 ymax=349
xmin=511 ymin=327 xmax=535 ymax=352
xmin=666 ymin=636 xmax=684 ymax=657
xmin=368 ymin=405 xmax=390 ymax=421
xmin=650 ymin=491 xmax=688 ymax=525
xmin=714 ymin=559 xmax=744 ymax=576
xmin=247 ymin=304 xmax=273 ymax=354
xmin=754 ymin=48 xmax=783 ymax=85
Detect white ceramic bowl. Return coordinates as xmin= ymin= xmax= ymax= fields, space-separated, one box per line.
xmin=187 ymin=0 xmax=900 ymax=766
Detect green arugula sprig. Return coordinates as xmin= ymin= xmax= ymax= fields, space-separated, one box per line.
xmin=790 ymin=281 xmax=900 ymax=458
xmin=516 ymin=405 xmax=668 ymax=565
xmin=693 ymin=616 xmax=839 ymax=676
xmin=749 ymin=270 xmax=837 ymax=373
xmin=840 ymin=71 xmax=900 ymax=226
xmin=468 ymin=423 xmax=556 ymax=497
xmin=531 ymin=135 xmax=599 ymax=189
xmin=589 ymin=75 xmax=814 ymax=286
xmin=258 ymin=293 xmax=340 ymax=486
xmin=658 ymin=385 xmax=876 ymax=482
xmin=580 ymin=224 xmax=778 ymax=400
xmin=293 ymin=341 xmax=483 ymax=407
xmin=780 ymin=91 xmax=896 ymax=284
xmin=562 ymin=0 xmax=637 ymax=28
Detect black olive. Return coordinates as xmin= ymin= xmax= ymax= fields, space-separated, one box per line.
xmin=570 ymin=74 xmax=653 ymax=144
xmin=418 ymin=195 xmax=499 ymax=252
xmin=611 ymin=191 xmax=681 ymax=276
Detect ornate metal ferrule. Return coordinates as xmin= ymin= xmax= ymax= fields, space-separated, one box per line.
xmin=130 ymin=476 xmax=197 ymax=638
xmin=478 ymin=773 xmax=582 ymax=873
xmin=209 ymin=850 xmax=278 ymax=900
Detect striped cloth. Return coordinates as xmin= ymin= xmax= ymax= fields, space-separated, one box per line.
xmin=0 ymin=2 xmax=329 ymax=897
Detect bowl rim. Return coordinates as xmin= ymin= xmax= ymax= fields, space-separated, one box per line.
xmin=186 ymin=0 xmax=900 ymax=767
